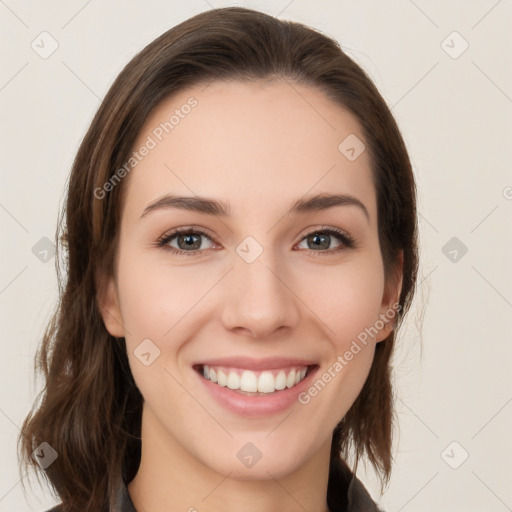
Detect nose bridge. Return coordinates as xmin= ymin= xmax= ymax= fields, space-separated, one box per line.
xmin=220 ymin=240 xmax=300 ymax=338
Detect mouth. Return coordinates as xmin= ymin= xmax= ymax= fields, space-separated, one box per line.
xmin=193 ymin=363 xmax=319 ymax=396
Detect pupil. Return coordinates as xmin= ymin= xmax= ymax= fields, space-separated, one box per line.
xmin=310 ymin=233 xmax=329 ymax=250
xmin=180 ymin=234 xmax=200 ymax=250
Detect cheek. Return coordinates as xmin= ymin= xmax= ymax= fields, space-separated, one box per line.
xmin=117 ymin=254 xmax=208 ymax=338
xmin=297 ymin=253 xmax=386 ymax=346
xmin=299 ymin=328 xmax=377 ymax=429
xmin=115 ymin=255 xmax=216 ymax=396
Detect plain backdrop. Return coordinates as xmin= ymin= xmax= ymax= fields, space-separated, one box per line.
xmin=1 ymin=1 xmax=511 ymax=511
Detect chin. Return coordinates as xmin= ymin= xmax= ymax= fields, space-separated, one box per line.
xmin=203 ymin=444 xmax=311 ymax=481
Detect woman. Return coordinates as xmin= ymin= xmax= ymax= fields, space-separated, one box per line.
xmin=19 ymin=7 xmax=418 ymax=512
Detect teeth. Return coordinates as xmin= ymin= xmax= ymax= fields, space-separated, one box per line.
xmin=227 ymin=372 xmax=240 ymax=390
xmin=258 ymin=371 xmax=275 ymax=393
xmin=275 ymin=370 xmax=286 ymax=390
xmin=201 ymin=365 xmax=309 ymax=393
xmin=286 ymin=369 xmax=296 ymax=388
xmin=240 ymin=370 xmax=258 ymax=392
xmin=217 ymin=368 xmax=227 ymax=387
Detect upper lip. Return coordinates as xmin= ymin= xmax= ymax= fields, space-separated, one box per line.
xmin=193 ymin=356 xmax=318 ymax=371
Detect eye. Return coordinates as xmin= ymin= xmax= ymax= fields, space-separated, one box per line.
xmin=296 ymin=227 xmax=356 ymax=256
xmin=156 ymin=226 xmax=356 ymax=257
xmin=156 ymin=227 xmax=216 ymax=256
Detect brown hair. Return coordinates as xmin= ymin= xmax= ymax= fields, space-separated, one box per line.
xmin=18 ymin=6 xmax=418 ymax=511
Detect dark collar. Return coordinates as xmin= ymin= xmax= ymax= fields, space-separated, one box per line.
xmin=114 ymin=458 xmax=383 ymax=512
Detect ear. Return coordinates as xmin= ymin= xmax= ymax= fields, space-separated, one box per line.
xmin=375 ymin=250 xmax=403 ymax=343
xmin=96 ymin=271 xmax=125 ymax=338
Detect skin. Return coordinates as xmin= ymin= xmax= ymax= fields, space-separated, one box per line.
xmin=98 ymin=79 xmax=402 ymax=512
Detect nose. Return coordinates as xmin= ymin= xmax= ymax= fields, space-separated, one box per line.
xmin=220 ymin=250 xmax=301 ymax=339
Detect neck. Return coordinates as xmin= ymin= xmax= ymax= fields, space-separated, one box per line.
xmin=127 ymin=405 xmax=332 ymax=512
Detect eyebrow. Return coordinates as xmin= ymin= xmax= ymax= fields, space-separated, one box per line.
xmin=140 ymin=193 xmax=370 ymax=221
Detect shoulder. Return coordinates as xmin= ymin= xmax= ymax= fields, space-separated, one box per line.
xmin=44 ymin=506 xmax=62 ymax=512
xmin=328 ymin=456 xmax=384 ymax=512
xmin=347 ymin=475 xmax=385 ymax=512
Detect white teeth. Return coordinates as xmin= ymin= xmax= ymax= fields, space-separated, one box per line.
xmin=257 ymin=371 xmax=275 ymax=393
xmin=227 ymin=372 xmax=240 ymax=390
xmin=286 ymin=369 xmax=296 ymax=388
xmin=201 ymin=365 xmax=309 ymax=393
xmin=240 ymin=370 xmax=258 ymax=392
xmin=217 ymin=369 xmax=227 ymax=387
xmin=275 ymin=370 xmax=287 ymax=390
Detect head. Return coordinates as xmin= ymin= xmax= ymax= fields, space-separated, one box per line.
xmin=19 ymin=7 xmax=418 ymax=511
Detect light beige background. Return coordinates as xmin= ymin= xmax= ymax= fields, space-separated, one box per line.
xmin=1 ymin=1 xmax=511 ymax=511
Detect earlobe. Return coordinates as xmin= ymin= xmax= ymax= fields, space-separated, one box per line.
xmin=375 ymin=321 xmax=394 ymax=344
xmin=376 ymin=250 xmax=404 ymax=343
xmin=96 ymin=275 xmax=125 ymax=338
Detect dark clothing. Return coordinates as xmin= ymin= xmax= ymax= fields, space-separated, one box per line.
xmin=45 ymin=457 xmax=383 ymax=511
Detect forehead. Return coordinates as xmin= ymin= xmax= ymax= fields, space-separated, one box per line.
xmin=122 ymin=79 xmax=376 ymax=224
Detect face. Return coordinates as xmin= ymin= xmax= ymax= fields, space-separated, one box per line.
xmin=99 ymin=79 xmax=401 ymax=480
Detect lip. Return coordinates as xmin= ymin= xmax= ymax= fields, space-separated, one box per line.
xmin=192 ymin=356 xmax=318 ymax=371
xmin=194 ymin=362 xmax=319 ymax=417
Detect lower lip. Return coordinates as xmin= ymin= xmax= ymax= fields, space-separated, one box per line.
xmin=195 ymin=366 xmax=319 ymax=417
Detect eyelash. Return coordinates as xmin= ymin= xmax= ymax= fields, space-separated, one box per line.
xmin=155 ymin=226 xmax=356 ymax=258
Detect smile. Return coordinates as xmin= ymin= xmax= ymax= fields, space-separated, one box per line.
xmin=193 ymin=360 xmax=320 ymax=416
xmin=199 ymin=365 xmax=311 ymax=395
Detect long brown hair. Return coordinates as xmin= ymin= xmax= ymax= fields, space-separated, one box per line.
xmin=18 ymin=7 xmax=418 ymax=511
